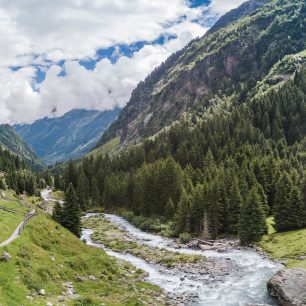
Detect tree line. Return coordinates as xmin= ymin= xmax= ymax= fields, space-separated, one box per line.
xmin=54 ymin=68 xmax=306 ymax=244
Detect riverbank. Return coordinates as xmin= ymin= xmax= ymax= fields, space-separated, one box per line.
xmin=83 ymin=213 xmax=282 ymax=306
xmin=259 ymin=226 xmax=306 ymax=269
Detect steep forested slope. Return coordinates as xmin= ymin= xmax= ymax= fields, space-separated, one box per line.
xmin=99 ymin=0 xmax=306 ymax=148
xmin=0 ymin=125 xmax=43 ymax=170
xmin=14 ymin=108 xmax=120 ymax=165
xmin=55 ymin=0 xmax=306 ymax=246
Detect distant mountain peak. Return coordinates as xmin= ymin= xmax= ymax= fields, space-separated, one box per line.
xmin=14 ymin=108 xmax=121 ymax=165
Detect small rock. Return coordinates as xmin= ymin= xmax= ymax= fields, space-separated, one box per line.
xmin=66 ymin=287 xmax=75 ymax=296
xmin=46 ymin=302 xmax=53 ymax=306
xmin=0 ymin=252 xmax=12 ymax=261
xmin=58 ymin=295 xmax=65 ymax=302
xmin=75 ymin=275 xmax=86 ymax=282
xmin=88 ymin=275 xmax=97 ymax=281
xmin=38 ymin=289 xmax=45 ymax=296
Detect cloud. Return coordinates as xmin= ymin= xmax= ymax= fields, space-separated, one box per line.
xmin=209 ymin=0 xmax=247 ymax=15
xmin=0 ymin=0 xmax=246 ymax=124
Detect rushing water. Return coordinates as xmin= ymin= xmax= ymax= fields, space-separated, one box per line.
xmin=82 ymin=213 xmax=282 ymax=306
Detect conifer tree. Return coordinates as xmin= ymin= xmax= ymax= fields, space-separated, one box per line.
xmin=77 ymin=170 xmax=90 ymax=211
xmin=165 ymin=198 xmax=175 ymax=220
xmin=239 ymin=186 xmax=267 ymax=245
xmin=62 ymin=183 xmax=81 ymax=237
xmin=227 ymin=180 xmax=242 ymax=234
xmin=175 ymin=188 xmax=191 ymax=234
xmin=65 ymin=160 xmax=78 ymax=189
xmin=52 ymin=201 xmax=63 ymax=224
xmin=273 ymin=174 xmax=293 ymax=231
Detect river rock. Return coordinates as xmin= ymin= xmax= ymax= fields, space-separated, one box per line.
xmin=267 ymin=268 xmax=306 ymax=306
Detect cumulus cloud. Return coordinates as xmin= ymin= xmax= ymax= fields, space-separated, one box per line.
xmin=0 ymin=0 xmax=246 ymax=124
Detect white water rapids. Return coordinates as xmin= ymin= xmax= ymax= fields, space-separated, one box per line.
xmin=82 ymin=213 xmax=282 ymax=305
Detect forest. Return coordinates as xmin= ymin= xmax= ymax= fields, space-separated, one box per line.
xmin=52 ymin=68 xmax=306 ymax=245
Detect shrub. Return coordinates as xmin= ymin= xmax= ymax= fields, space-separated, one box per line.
xmin=179 ymin=233 xmax=192 ymax=244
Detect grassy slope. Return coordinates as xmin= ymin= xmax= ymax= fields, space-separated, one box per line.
xmin=0 ymin=191 xmax=33 ymax=242
xmin=0 ymin=214 xmax=164 ymax=306
xmin=0 ymin=211 xmax=24 ymax=242
xmin=87 ymin=137 xmax=120 ymax=159
xmin=259 ymin=217 xmax=306 ymax=269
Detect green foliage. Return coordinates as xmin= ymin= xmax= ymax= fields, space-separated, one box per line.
xmin=239 ymin=187 xmax=267 ymax=245
xmin=53 ymin=183 xmax=81 ymax=237
xmin=179 ymin=233 xmax=192 ymax=244
xmin=55 ymin=4 xmax=306 ymax=245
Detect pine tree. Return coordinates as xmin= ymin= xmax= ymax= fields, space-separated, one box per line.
xmin=91 ymin=178 xmax=101 ymax=207
xmin=175 ymin=188 xmax=191 ymax=234
xmin=52 ymin=201 xmax=63 ymax=224
xmin=62 ymin=183 xmax=81 ymax=237
xmin=227 ymin=180 xmax=242 ymax=234
xmin=165 ymin=198 xmax=175 ymax=220
xmin=65 ymin=160 xmax=78 ymax=189
xmin=239 ymin=187 xmax=267 ymax=245
xmin=77 ymin=170 xmax=90 ymax=211
xmin=273 ymin=174 xmax=294 ymax=231
xmin=54 ymin=172 xmax=63 ymax=190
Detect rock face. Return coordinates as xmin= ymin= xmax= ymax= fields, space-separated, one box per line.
xmin=267 ymin=268 xmax=306 ymax=306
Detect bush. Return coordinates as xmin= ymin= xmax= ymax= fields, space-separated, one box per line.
xmin=179 ymin=233 xmax=192 ymax=244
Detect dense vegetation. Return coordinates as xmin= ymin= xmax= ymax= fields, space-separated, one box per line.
xmin=0 ymin=125 xmax=43 ymax=170
xmin=55 ymin=67 xmax=306 ymax=245
xmin=0 ymin=146 xmax=44 ymax=196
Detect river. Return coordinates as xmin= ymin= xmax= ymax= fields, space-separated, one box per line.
xmin=81 ymin=213 xmax=283 ymax=306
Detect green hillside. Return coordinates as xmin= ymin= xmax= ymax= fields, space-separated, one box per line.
xmin=0 ymin=125 xmax=43 ymax=170
xmin=0 ymin=213 xmax=164 ymax=306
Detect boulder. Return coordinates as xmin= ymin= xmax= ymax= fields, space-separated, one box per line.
xmin=0 ymin=252 xmax=12 ymax=261
xmin=267 ymin=268 xmax=306 ymax=306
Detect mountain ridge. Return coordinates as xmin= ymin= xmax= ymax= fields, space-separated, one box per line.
xmin=14 ymin=108 xmax=120 ymax=165
xmin=98 ymin=0 xmax=305 ymax=150
xmin=0 ymin=124 xmax=43 ymax=170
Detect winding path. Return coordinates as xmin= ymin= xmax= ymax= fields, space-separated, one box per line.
xmin=0 ymin=209 xmax=36 ymax=247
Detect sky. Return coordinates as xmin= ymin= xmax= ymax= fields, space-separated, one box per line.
xmin=0 ymin=0 xmax=246 ymax=124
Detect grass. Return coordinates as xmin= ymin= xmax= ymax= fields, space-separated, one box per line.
xmin=0 ymin=214 xmax=166 ymax=306
xmin=50 ymin=190 xmax=64 ymax=201
xmin=0 ymin=210 xmax=24 ymax=242
xmin=87 ymin=137 xmax=120 ymax=159
xmin=259 ymin=218 xmax=306 ymax=269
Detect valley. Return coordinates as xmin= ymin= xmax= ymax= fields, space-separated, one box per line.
xmin=0 ymin=0 xmax=305 ymax=305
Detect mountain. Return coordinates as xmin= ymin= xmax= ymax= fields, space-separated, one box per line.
xmin=68 ymin=0 xmax=306 ymax=242
xmin=14 ymin=108 xmax=121 ymax=165
xmin=98 ymin=0 xmax=306 ymax=149
xmin=0 ymin=124 xmax=43 ymax=170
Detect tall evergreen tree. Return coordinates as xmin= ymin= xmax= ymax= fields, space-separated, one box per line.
xmin=62 ymin=183 xmax=81 ymax=237
xmin=239 ymin=186 xmax=267 ymax=245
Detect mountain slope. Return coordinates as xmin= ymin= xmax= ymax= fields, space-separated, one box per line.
xmin=98 ymin=0 xmax=306 ymax=149
xmin=14 ymin=108 xmax=120 ymax=165
xmin=0 ymin=125 xmax=43 ymax=170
